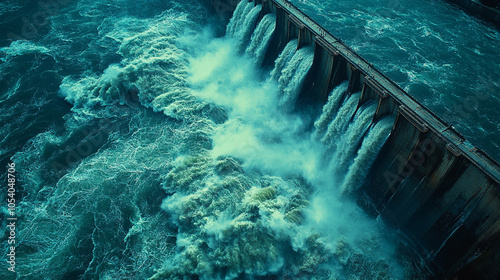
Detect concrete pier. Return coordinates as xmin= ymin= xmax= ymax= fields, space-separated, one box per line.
xmin=206 ymin=0 xmax=500 ymax=278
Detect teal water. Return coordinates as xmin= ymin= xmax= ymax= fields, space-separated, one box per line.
xmin=2 ymin=0 xmax=496 ymax=279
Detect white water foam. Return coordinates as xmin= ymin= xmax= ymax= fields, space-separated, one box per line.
xmin=340 ymin=116 xmax=395 ymax=195
xmin=4 ymin=0 xmax=414 ymax=278
xmin=322 ymin=92 xmax=361 ymax=149
xmin=270 ymin=40 xmax=298 ymax=81
xmin=330 ymin=101 xmax=377 ymax=177
xmin=277 ymin=46 xmax=315 ymax=109
xmin=313 ymin=81 xmax=349 ymax=140
xmin=193 ymin=5 xmax=407 ymax=278
xmin=227 ymin=2 xmax=262 ymax=52
xmin=246 ymin=13 xmax=276 ymax=66
xmin=226 ymin=1 xmax=253 ymax=37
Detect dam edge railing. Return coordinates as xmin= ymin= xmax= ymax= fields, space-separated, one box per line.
xmin=208 ymin=0 xmax=500 ymax=185
xmin=269 ymin=0 xmax=500 ymax=185
xmin=207 ymin=0 xmax=500 ymax=278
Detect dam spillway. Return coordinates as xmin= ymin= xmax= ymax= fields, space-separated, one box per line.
xmin=209 ymin=0 xmax=500 ymax=278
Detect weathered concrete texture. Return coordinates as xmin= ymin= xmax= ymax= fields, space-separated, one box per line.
xmin=444 ymin=0 xmax=500 ymax=27
xmin=208 ymin=0 xmax=500 ymax=278
xmin=369 ymin=114 xmax=500 ymax=278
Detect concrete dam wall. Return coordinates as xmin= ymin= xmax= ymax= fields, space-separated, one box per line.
xmin=206 ymin=0 xmax=500 ymax=278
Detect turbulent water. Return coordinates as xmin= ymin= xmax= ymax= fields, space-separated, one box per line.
xmin=245 ymin=13 xmax=276 ymax=66
xmin=290 ymin=0 xmax=500 ymax=161
xmin=0 ymin=0 xmax=457 ymax=279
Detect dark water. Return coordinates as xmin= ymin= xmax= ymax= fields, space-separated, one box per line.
xmin=2 ymin=0 xmax=491 ymax=279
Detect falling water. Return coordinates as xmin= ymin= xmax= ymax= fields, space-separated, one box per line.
xmin=313 ymin=81 xmax=349 ymax=140
xmin=226 ymin=1 xmax=253 ymax=37
xmin=322 ymin=92 xmax=361 ymax=149
xmin=0 ymin=0 xmax=429 ymax=278
xmin=246 ymin=13 xmax=276 ymax=65
xmin=270 ymin=40 xmax=298 ymax=81
xmin=276 ymin=46 xmax=315 ymax=109
xmin=330 ymin=101 xmax=377 ymax=177
xmin=223 ymin=3 xmax=425 ymax=278
xmin=229 ymin=3 xmax=262 ymax=52
xmin=340 ymin=116 xmax=395 ymax=195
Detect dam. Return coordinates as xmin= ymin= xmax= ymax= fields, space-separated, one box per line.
xmin=207 ymin=0 xmax=500 ymax=278
xmin=1 ymin=0 xmax=499 ymax=278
